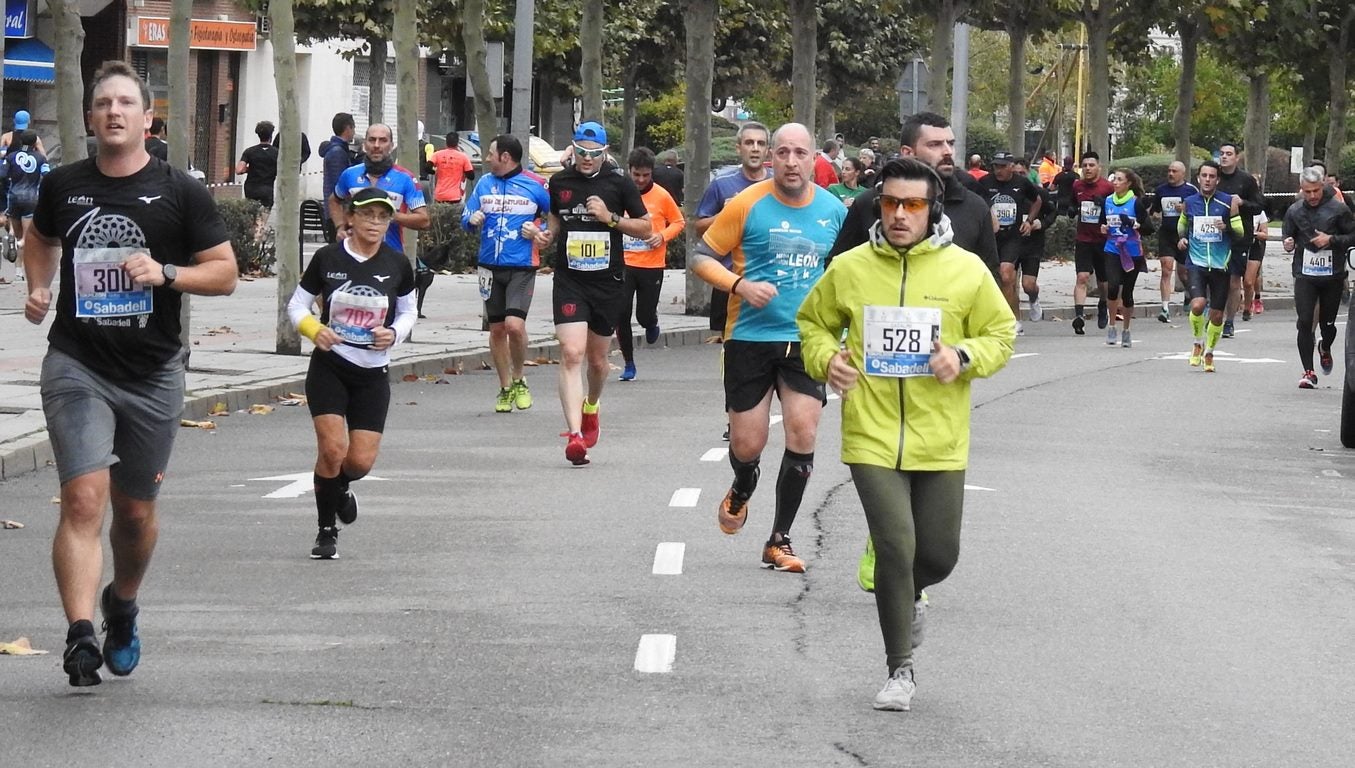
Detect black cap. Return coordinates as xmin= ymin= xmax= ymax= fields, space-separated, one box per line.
xmin=992 ymin=151 xmax=1015 ymax=165
xmin=349 ymin=187 xmax=396 ymax=212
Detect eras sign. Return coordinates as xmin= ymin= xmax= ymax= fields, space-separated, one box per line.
xmin=134 ymin=17 xmax=258 ymax=51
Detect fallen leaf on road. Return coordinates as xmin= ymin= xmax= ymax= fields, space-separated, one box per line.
xmin=248 ymin=404 xmax=275 ymax=415
xmin=180 ymin=419 xmax=217 ymax=429
xmin=704 ymin=335 xmax=724 ymax=344
xmin=208 ymin=402 xmax=230 ymax=416
xmin=444 ymin=364 xmax=463 ymax=375
xmin=276 ymin=398 xmax=306 ymax=406
xmin=1 ymin=519 xmax=23 ymax=529
xmin=402 ymin=374 xmax=419 ymax=382
xmin=0 ymin=638 xmax=47 ymax=656
xmin=478 ymin=361 xmax=491 ymax=371
xmin=205 ymin=326 xmax=235 ymax=336
xmin=523 ymin=360 xmax=540 ymax=367
xmin=50 ymin=496 xmax=60 ymax=504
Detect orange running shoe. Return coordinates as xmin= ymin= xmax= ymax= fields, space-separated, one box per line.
xmin=762 ymin=535 xmax=806 ymax=573
xmin=718 ymin=489 xmax=750 ymax=534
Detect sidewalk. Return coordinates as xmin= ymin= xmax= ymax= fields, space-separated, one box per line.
xmin=0 ymin=244 xmax=1305 ymax=480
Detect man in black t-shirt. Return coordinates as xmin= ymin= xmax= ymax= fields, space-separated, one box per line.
xmin=25 ymin=61 xmax=237 ymax=688
xmin=528 ymin=121 xmax=651 ymax=466
xmin=236 ymin=120 xmax=280 ymax=208
xmin=652 ymin=150 xmax=685 ymax=206
xmin=1215 ymin=142 xmax=1265 ymax=336
xmin=144 ymin=117 xmax=168 ymax=161
xmin=979 ymin=151 xmax=1044 ymax=331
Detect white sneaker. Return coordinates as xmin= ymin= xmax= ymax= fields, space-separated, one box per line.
xmin=1028 ymin=299 xmax=1043 ymax=322
xmin=1016 ymin=320 xmax=1025 ymax=336
xmin=873 ymin=665 xmax=916 ymax=711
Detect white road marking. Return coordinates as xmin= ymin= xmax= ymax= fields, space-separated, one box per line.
xmin=1322 ymin=469 xmax=1342 ymax=478
xmin=701 ymin=448 xmax=728 ymax=462
xmin=634 ymin=634 xmax=676 ymax=673
xmin=964 ymin=484 xmax=995 ymax=492
xmin=827 ymin=393 xmax=840 ymax=401
xmin=1154 ymin=352 xmax=1284 ymax=364
xmin=770 ymin=414 xmax=783 ymax=426
xmin=1011 ymin=352 xmax=1040 ymax=359
xmin=248 ymin=472 xmax=387 ymax=499
xmin=669 ymin=488 xmax=701 ymax=507
xmin=652 ymin=542 xmax=685 ymax=575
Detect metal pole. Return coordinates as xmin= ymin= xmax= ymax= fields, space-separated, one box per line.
xmin=1074 ymin=25 xmax=1086 ymax=158
xmin=951 ymin=22 xmax=969 ymax=161
xmin=511 ymin=0 xmax=535 ymax=148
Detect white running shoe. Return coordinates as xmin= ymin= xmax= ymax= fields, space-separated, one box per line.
xmin=873 ymin=665 xmax=916 ymax=711
xmin=1028 ymin=299 xmax=1043 ymax=322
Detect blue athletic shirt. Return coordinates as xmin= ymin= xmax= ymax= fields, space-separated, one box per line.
xmin=702 ymin=180 xmax=846 ymax=342
xmin=698 ymin=167 xmax=772 ymax=269
xmin=461 ymin=166 xmax=549 ymax=269
xmin=332 ymin=163 xmax=426 ymax=252
xmin=1178 ymin=191 xmax=1241 ymax=270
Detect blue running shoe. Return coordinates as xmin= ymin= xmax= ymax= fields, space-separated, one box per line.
xmin=619 ymin=361 xmax=637 ymax=381
xmin=645 ymin=325 xmax=661 ymax=344
xmin=101 ymin=584 xmax=141 ymax=677
xmin=63 ymin=634 xmax=103 ymax=687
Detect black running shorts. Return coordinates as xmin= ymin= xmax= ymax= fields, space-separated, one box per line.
xmin=1074 ymin=240 xmax=1107 ymax=281
xmin=998 ymin=236 xmax=1040 ymax=277
xmin=305 ymin=350 xmax=392 ymax=433
xmin=723 ymin=339 xmax=827 ymax=413
xmin=1187 ymin=265 xmax=1231 ymax=312
xmin=553 ymin=271 xmax=624 ymax=337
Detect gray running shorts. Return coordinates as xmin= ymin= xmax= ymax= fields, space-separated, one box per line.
xmin=41 ymin=348 xmax=186 ymax=500
xmin=481 ymin=267 xmax=536 ymax=323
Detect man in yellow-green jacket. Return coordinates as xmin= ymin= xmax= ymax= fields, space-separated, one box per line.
xmin=797 ymin=157 xmax=1014 ymax=712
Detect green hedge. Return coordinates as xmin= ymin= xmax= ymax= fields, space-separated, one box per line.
xmin=216 ymin=198 xmax=274 ymax=275
xmin=417 ymin=202 xmax=481 ymax=273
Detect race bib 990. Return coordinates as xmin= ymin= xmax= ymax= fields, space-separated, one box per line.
xmin=565 ymin=231 xmax=611 ymax=271
xmin=74 ymin=247 xmax=153 ymax=318
xmin=863 ymin=306 xmax=942 ymax=378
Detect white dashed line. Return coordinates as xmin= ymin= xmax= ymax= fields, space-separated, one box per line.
xmin=701 ymin=448 xmax=728 ymax=462
xmin=669 ymin=488 xmax=701 ymax=507
xmin=1322 ymin=469 xmax=1342 ymax=478
xmin=1011 ymin=352 xmax=1040 ymax=359
xmin=652 ymin=542 xmax=685 ymax=575
xmin=634 ymin=634 xmax=676 ymax=673
xmin=827 ymin=393 xmax=840 ymax=401
xmin=770 ymin=414 xmax=783 ymax=426
xmin=964 ymin=484 xmax=996 ymax=491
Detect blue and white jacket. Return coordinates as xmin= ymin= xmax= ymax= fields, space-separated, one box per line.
xmin=461 ymin=167 xmax=550 ymax=269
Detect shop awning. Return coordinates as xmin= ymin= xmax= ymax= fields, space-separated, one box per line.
xmin=4 ymin=38 xmax=54 ymax=83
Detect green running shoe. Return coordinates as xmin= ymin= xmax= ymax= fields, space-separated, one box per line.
xmin=495 ymin=387 xmax=512 ymax=413
xmin=857 ymin=536 xmax=876 ymax=592
xmin=510 ymin=379 xmax=533 ymax=410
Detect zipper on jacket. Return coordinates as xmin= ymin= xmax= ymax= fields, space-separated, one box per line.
xmin=895 ymin=254 xmax=908 ymax=470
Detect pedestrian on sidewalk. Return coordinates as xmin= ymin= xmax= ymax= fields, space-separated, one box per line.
xmin=288 ymin=187 xmax=416 ymax=559
xmin=798 ymin=157 xmax=1014 ymax=711
xmin=25 ymin=61 xmax=238 ymax=687
xmin=462 ymin=134 xmax=550 ymax=414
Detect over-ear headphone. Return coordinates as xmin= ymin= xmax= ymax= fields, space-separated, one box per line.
xmin=872 ymin=158 xmax=945 ymax=229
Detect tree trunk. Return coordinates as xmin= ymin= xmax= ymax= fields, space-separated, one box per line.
xmin=580 ymin=0 xmax=604 ymax=121
xmin=1171 ymin=16 xmax=1198 ymax=166
xmin=394 ymin=0 xmax=419 ymax=273
xmin=50 ymin=1 xmax=86 ymax=163
xmin=621 ymin=63 xmax=639 ymax=156
xmin=1323 ymin=9 xmax=1354 ymax=168
xmin=790 ymin=0 xmax=816 ymax=132
xmin=369 ymin=34 xmax=387 ymax=127
xmin=463 ymin=0 xmax=499 ymax=172
xmin=683 ymin=0 xmax=716 ymax=316
xmin=1006 ymin=14 xmax=1027 ymax=159
xmin=820 ymin=105 xmax=836 ymax=144
xmin=926 ymin=0 xmax=959 ymax=115
xmin=510 ymin=0 xmax=536 ymax=151
xmin=271 ymin=0 xmax=301 ymax=355
xmin=171 ymin=0 xmax=193 ymax=349
xmin=1083 ymin=6 xmax=1111 ymax=160
xmin=1243 ymin=69 xmax=1269 ymax=186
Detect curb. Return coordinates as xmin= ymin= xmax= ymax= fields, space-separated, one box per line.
xmin=0 ymin=326 xmax=719 ymax=482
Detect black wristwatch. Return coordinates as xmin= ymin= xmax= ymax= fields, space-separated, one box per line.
xmin=162 ymin=263 xmax=178 ymax=286
xmin=954 ymin=346 xmax=971 ymax=373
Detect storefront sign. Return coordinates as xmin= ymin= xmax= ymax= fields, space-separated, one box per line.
xmin=135 ymin=17 xmax=258 ymax=51
xmin=5 ymin=0 xmax=35 ymax=38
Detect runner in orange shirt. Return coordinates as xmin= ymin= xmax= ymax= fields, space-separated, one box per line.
xmin=617 ymin=147 xmax=685 ymax=381
xmin=430 ymin=131 xmax=476 ymax=203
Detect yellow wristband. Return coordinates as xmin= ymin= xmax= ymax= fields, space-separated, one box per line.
xmin=298 ymin=315 xmax=323 ymax=342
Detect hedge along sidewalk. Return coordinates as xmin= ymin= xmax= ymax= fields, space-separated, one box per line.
xmin=0 ymin=270 xmax=714 ymax=481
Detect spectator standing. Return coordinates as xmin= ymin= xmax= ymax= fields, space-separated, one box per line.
xmin=237 ymin=120 xmax=280 ymax=209
xmin=321 ymin=112 xmax=359 ymax=242
xmin=430 ymin=131 xmax=476 ymax=203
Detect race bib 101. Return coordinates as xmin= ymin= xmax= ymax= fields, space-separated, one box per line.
xmin=863 ymin=305 xmax=942 ymax=378
xmin=73 ymin=247 xmax=152 ymax=318
xmin=565 ymin=231 xmax=611 ymax=271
